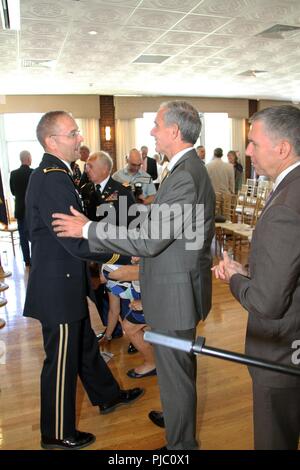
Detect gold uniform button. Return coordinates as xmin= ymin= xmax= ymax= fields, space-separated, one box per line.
xmin=66 ymin=273 xmax=70 ymax=278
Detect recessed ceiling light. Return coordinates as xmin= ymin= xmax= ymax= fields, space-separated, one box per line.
xmin=88 ymin=31 xmax=98 ymax=35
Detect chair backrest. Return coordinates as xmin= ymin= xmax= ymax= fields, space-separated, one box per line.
xmin=215 ymin=191 xmax=223 ymax=215
xmin=246 ymin=178 xmax=257 ymax=196
xmin=241 ymin=195 xmax=262 ymax=227
xmin=222 ymin=193 xmax=237 ymax=222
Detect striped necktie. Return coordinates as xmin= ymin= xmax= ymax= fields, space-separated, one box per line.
xmin=160 ymin=167 xmax=170 ymax=184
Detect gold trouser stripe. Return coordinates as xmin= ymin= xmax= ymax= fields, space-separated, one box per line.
xmin=55 ymin=325 xmax=64 ymax=440
xmin=55 ymin=324 xmax=69 ymax=440
xmin=60 ymin=325 xmax=68 ymax=439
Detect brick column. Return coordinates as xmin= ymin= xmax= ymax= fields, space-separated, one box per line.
xmin=245 ymin=99 xmax=258 ymax=179
xmin=99 ymin=95 xmax=117 ymax=170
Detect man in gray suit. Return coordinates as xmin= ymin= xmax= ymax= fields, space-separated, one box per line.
xmin=52 ymin=101 xmax=215 ymax=450
xmin=213 ymin=105 xmax=300 ymax=449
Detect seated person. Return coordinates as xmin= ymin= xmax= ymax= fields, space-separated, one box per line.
xmin=113 ymin=148 xmax=156 ymax=206
xmin=102 ymin=258 xmax=156 ymax=378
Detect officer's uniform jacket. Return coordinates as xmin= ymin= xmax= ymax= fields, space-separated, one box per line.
xmin=23 ymin=153 xmax=115 ymax=326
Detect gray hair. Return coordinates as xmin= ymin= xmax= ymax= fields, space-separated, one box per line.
xmin=159 ymin=100 xmax=201 ymax=145
xmin=89 ymin=150 xmax=113 ymax=172
xmin=250 ymin=105 xmax=300 ymax=156
xmin=36 ymin=110 xmax=70 ymax=148
xmin=20 ymin=150 xmax=31 ymax=164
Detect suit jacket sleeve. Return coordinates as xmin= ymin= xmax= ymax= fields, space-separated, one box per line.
xmin=230 ymin=204 xmax=300 ymax=320
xmin=88 ymin=169 xmax=196 ymax=257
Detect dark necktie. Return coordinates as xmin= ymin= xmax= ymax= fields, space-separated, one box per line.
xmin=95 ymin=184 xmax=102 ymax=202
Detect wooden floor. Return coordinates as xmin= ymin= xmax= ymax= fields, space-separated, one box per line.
xmin=0 ymin=242 xmax=253 ymax=450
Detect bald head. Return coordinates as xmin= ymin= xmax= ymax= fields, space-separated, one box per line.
xmin=128 ymin=148 xmax=142 ymax=174
xmin=79 ymin=145 xmax=90 ymax=162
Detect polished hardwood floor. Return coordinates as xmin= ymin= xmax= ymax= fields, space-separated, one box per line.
xmin=0 ymin=243 xmax=253 ymax=450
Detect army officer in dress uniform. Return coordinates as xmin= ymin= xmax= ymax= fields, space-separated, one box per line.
xmin=24 ymin=111 xmax=144 ymax=450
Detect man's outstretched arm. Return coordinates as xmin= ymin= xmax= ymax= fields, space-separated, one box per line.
xmin=52 ymin=206 xmax=89 ymax=238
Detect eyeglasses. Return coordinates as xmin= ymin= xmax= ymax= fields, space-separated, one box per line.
xmin=50 ymin=130 xmax=81 ymax=138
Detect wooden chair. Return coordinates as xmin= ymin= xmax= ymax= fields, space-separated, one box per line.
xmin=0 ymin=200 xmax=19 ymax=256
xmin=246 ymin=178 xmax=257 ymax=196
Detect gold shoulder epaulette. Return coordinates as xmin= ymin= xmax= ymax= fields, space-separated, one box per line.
xmin=106 ymin=253 xmax=120 ymax=264
xmin=43 ymin=168 xmax=68 ymax=174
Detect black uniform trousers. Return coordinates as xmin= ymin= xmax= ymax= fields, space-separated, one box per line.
xmin=253 ymin=382 xmax=300 ymax=449
xmin=40 ymin=316 xmax=120 ymax=439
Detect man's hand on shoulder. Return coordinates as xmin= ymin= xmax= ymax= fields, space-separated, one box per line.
xmin=52 ymin=206 xmax=88 ymax=238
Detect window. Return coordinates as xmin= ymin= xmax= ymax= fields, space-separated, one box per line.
xmin=3 ymin=113 xmax=44 ymax=171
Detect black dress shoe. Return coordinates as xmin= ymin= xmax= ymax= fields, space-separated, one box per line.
xmin=127 ymin=368 xmax=157 ymax=378
xmin=149 ymin=410 xmax=165 ymax=428
xmin=41 ymin=430 xmax=95 ymax=450
xmin=96 ymin=330 xmax=106 ymax=341
xmin=99 ymin=388 xmax=144 ymax=414
xmin=127 ymin=342 xmax=138 ymax=354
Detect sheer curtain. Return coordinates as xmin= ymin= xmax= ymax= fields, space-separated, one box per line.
xmin=229 ymin=118 xmax=246 ymax=167
xmin=115 ymin=119 xmax=137 ymax=170
xmin=0 ymin=115 xmax=12 ymax=215
xmin=75 ymin=118 xmax=100 ymax=153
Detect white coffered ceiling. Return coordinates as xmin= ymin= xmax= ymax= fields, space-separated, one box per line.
xmin=1 ymin=0 xmax=300 ymax=101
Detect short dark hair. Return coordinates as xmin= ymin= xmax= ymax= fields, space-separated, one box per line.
xmin=250 ymin=105 xmax=300 ymax=156
xmin=159 ymin=100 xmax=201 ymax=145
xmin=36 ymin=110 xmax=70 ymax=148
xmin=214 ymin=147 xmax=223 ymax=158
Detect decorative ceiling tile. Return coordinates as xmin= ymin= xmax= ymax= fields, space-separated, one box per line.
xmin=21 ymin=19 xmax=68 ymax=36
xmin=144 ymin=44 xmax=185 ymax=55
xmin=198 ymin=35 xmax=236 ymax=48
xmin=83 ymin=5 xmax=135 ymax=24
xmin=117 ymin=27 xmax=165 ymax=43
xmin=126 ymin=9 xmax=185 ymax=29
xmin=217 ymin=18 xmax=274 ymax=36
xmin=192 ymin=0 xmax=249 ymax=17
xmin=0 ymin=0 xmax=300 ymax=100
xmin=156 ymin=31 xmax=206 ymax=45
xmin=173 ymin=14 xmax=232 ymax=33
xmin=141 ymin=0 xmax=200 ymax=12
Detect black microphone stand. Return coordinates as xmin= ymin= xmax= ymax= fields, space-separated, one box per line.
xmin=144 ymin=331 xmax=300 ymax=377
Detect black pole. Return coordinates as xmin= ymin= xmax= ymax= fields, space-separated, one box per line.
xmin=144 ymin=332 xmax=300 ymax=378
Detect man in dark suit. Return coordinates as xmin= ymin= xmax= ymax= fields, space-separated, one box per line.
xmin=141 ymin=145 xmax=158 ymax=181
xmin=213 ymin=105 xmax=300 ymax=449
xmin=81 ymin=150 xmax=135 ymax=340
xmin=24 ymin=111 xmax=143 ymax=450
xmin=9 ymin=150 xmax=33 ymax=266
xmin=52 ymin=101 xmax=215 ymax=450
xmin=78 ymin=145 xmax=90 ymax=189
